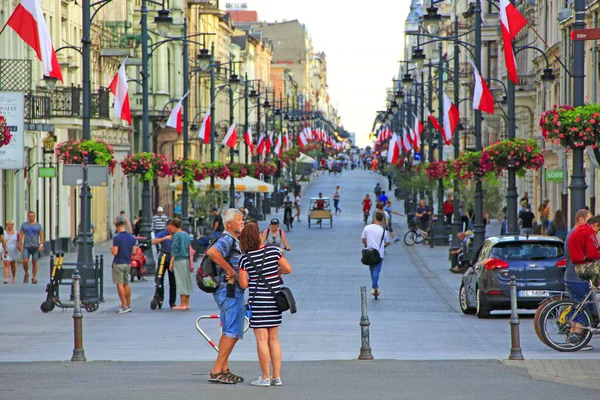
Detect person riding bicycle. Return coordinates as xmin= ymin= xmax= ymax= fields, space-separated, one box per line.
xmin=262 ymin=218 xmax=291 ymax=251
xmin=362 ymin=194 xmax=372 ymax=224
xmin=283 ymin=196 xmax=294 ymax=229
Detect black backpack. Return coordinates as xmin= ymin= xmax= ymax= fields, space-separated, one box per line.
xmin=196 ymin=234 xmax=234 ymax=293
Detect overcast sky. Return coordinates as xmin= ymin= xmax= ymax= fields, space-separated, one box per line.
xmin=244 ymin=1 xmax=410 ymax=147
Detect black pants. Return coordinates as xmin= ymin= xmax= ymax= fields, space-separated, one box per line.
xmin=156 ymin=253 xmax=177 ymax=306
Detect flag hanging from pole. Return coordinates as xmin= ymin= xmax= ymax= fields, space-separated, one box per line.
xmin=108 ymin=58 xmax=131 ymax=124
xmin=166 ymin=91 xmax=190 ymax=134
xmin=198 ymin=110 xmax=211 ymax=144
xmin=499 ymin=0 xmax=528 ymax=84
xmin=222 ymin=122 xmax=237 ymax=149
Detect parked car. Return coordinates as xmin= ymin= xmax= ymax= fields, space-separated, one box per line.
xmin=459 ymin=235 xmax=566 ymax=318
xmin=328 ymin=160 xmax=343 ymax=174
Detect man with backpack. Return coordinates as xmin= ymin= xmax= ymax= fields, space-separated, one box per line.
xmin=206 ymin=209 xmax=245 ymax=384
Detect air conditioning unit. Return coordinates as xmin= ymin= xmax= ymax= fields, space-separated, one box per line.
xmin=557 ymin=8 xmax=572 ymax=22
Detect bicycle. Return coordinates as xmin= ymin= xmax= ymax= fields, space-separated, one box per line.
xmin=403 ymin=220 xmax=431 ymax=246
xmin=538 ymin=279 xmax=600 ymax=352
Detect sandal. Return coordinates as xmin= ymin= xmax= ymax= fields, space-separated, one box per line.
xmin=208 ymin=371 xmax=237 ymax=384
xmin=224 ymin=369 xmax=244 ymax=383
xmin=450 ymin=267 xmax=462 ymax=274
xmin=23 ymin=275 xmax=29 ymax=283
xmin=32 ymin=279 xmax=38 ymax=284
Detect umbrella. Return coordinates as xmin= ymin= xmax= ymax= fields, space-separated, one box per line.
xmin=170 ymin=175 xmax=274 ymax=193
xmin=296 ymin=152 xmax=316 ymax=164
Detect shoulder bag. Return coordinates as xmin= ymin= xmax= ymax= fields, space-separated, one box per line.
xmin=361 ymin=227 xmax=385 ymax=266
xmin=247 ymin=248 xmax=297 ymax=314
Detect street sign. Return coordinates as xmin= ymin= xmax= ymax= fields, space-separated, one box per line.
xmin=414 ymin=152 xmax=421 ymax=161
xmin=546 ymin=169 xmax=564 ymax=182
xmin=570 ymin=28 xmax=600 ymax=41
xmin=0 ymin=92 xmax=25 ymax=169
xmin=38 ymin=167 xmax=56 ymax=178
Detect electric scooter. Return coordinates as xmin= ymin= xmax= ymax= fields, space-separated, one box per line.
xmin=150 ymin=251 xmax=170 ymax=310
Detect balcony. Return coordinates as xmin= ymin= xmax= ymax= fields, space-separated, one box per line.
xmin=50 ymin=86 xmax=110 ymax=119
xmin=24 ymin=92 xmax=51 ymax=122
xmin=100 ymin=21 xmax=140 ymax=57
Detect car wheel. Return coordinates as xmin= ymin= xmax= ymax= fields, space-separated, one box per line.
xmin=459 ymin=283 xmax=476 ymax=315
xmin=476 ymin=288 xmax=491 ymax=319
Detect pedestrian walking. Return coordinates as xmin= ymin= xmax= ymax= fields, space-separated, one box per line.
xmin=361 ymin=211 xmax=390 ymax=298
xmin=384 ymin=200 xmax=403 ymax=243
xmin=332 ymin=186 xmax=342 ymax=215
xmin=2 ymin=220 xmax=18 ymax=284
xmin=373 ymin=183 xmax=382 ymax=198
xmin=111 ymin=218 xmax=137 ymax=313
xmin=169 ymin=218 xmax=193 ymax=310
xmin=378 ymin=190 xmax=388 ymax=205
xmin=239 ymin=222 xmax=292 ymax=387
xmin=387 ymin=170 xmax=394 ymax=191
xmin=151 ymin=219 xmax=177 ymax=308
xmin=548 ymin=210 xmax=568 ymax=240
xmin=518 ymin=204 xmax=536 ymax=235
xmin=212 ymin=207 xmax=224 ymax=239
xmin=18 ymin=211 xmax=44 ymax=284
xmin=293 ymin=193 xmax=302 ymax=223
xmin=538 ymin=199 xmax=550 ymax=235
xmin=207 ymin=209 xmax=245 ymax=384
xmin=443 ymin=197 xmax=454 ymax=225
xmin=151 ymin=206 xmax=169 ymax=251
xmin=119 ymin=210 xmax=133 ymax=233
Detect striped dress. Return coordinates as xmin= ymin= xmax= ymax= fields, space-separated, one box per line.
xmin=239 ymin=246 xmax=283 ymax=328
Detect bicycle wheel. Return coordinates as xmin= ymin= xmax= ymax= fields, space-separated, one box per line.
xmin=539 ymin=299 xmax=593 ymax=352
xmin=403 ymin=230 xmax=416 ymax=246
xmin=414 ymin=231 xmax=425 ymax=245
xmin=534 ymin=295 xmax=568 ymax=345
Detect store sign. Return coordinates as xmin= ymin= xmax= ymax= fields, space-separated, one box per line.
xmin=38 ymin=167 xmax=56 ymax=178
xmin=0 ymin=92 xmax=25 ymax=169
xmin=546 ymin=169 xmax=564 ymax=182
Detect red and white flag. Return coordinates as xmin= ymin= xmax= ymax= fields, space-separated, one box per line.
xmin=499 ymin=0 xmax=527 ymax=84
xmin=298 ymin=129 xmax=308 ymax=148
xmin=284 ymin=131 xmax=290 ymax=151
xmin=407 ymin=125 xmax=417 ymax=148
xmin=443 ymin=94 xmax=460 ymax=145
xmin=274 ymin=133 xmax=283 ymax=157
xmin=198 ymin=110 xmax=211 ymax=144
xmin=427 ymin=109 xmax=444 ymax=135
xmin=108 ymin=59 xmax=131 ymax=124
xmin=412 ymin=113 xmax=423 ymax=152
xmin=402 ymin=128 xmax=412 ymax=153
xmin=3 ymin=0 xmax=63 ymax=81
xmin=256 ymin=132 xmax=265 ymax=155
xmin=222 ymin=122 xmax=237 ymax=149
xmin=166 ymin=90 xmax=190 ymax=134
xmin=391 ymin=133 xmax=400 ymax=164
xmin=266 ymin=132 xmax=272 ymax=154
xmin=469 ymin=59 xmax=495 ymax=114
xmin=387 ymin=133 xmax=397 ymax=163
xmin=244 ymin=126 xmax=254 ymax=155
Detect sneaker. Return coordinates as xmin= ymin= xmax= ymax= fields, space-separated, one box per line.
xmin=393 ymin=238 xmax=400 ymax=243
xmin=567 ymin=332 xmax=584 ymax=344
xmin=271 ymin=377 xmax=282 ymax=386
xmin=251 ymin=377 xmax=271 ymax=387
xmin=117 ymin=307 xmax=132 ymax=314
xmin=370 ymin=289 xmax=375 ymax=295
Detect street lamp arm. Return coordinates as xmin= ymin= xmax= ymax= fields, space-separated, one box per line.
xmin=408 ymin=31 xmax=475 ymax=47
xmin=55 ymin=44 xmax=83 ymax=56
xmin=90 ymin=0 xmax=114 ymax=22
xmin=514 ymin=45 xmax=552 ymax=69
xmin=127 ymin=78 xmax=142 ymax=86
xmin=147 ymin=33 xmax=213 ymax=52
xmin=487 ymin=78 xmax=507 ymax=96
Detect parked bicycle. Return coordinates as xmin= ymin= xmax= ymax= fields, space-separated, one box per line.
xmin=403 ymin=219 xmax=432 ymax=247
xmin=538 ymin=280 xmax=600 ymax=351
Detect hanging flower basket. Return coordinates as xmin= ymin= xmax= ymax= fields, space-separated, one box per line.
xmin=281 ymin=148 xmax=300 ymax=164
xmin=453 ymin=151 xmax=495 ymax=181
xmin=0 ymin=114 xmax=13 ymax=148
xmin=251 ymin=161 xmax=278 ymax=178
xmin=55 ymin=139 xmax=117 ymax=174
xmin=120 ymin=152 xmax=172 ymax=181
xmin=539 ymin=104 xmax=600 ymax=148
xmin=203 ymin=162 xmax=231 ymax=180
xmin=425 ymin=161 xmax=450 ymax=181
xmin=482 ymin=138 xmax=545 ymax=177
xmin=171 ymin=159 xmax=206 ymax=184
xmin=228 ymin=163 xmax=249 ymax=178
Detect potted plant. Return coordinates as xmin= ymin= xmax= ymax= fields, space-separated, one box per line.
xmin=539 ymin=104 xmax=600 ymax=148
xmin=171 ymin=159 xmax=206 ymax=183
xmin=453 ymin=151 xmax=495 ymax=181
xmin=425 ymin=160 xmax=451 ymax=181
xmin=0 ymin=114 xmax=13 ymax=148
xmin=482 ymin=138 xmax=545 ymax=177
xmin=120 ymin=152 xmax=172 ymax=181
xmin=55 ymin=139 xmax=117 ymax=173
xmin=203 ymin=162 xmax=231 ymax=180
xmin=227 ymin=163 xmax=249 ymax=178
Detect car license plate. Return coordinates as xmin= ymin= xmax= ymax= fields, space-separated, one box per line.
xmin=518 ymin=290 xmax=549 ymax=297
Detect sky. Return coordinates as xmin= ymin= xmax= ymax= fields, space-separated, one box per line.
xmin=244 ymin=0 xmax=410 ymax=147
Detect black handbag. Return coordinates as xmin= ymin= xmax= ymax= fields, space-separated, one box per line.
xmin=361 ymin=228 xmax=385 ymax=266
xmin=247 ymin=249 xmax=297 ymax=314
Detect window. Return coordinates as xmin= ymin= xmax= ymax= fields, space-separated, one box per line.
xmin=492 ymin=241 xmax=564 ymax=260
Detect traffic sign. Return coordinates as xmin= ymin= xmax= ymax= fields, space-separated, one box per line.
xmin=414 ymin=152 xmax=421 ymax=161
xmin=570 ymin=28 xmax=600 ymax=41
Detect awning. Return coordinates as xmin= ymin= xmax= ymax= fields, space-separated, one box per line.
xmin=170 ymin=175 xmax=274 ymax=193
xmin=297 ymin=152 xmax=316 ymax=164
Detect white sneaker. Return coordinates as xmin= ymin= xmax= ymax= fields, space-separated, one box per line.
xmin=251 ymin=377 xmax=271 ymax=387
xmin=271 ymin=377 xmax=282 ymax=386
xmin=117 ymin=307 xmax=132 ymax=314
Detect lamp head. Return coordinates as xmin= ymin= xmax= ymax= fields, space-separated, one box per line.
xmin=196 ymin=48 xmax=211 ymax=70
xmin=412 ymin=48 xmax=426 ymax=71
xmin=229 ymin=74 xmax=241 ymax=92
xmin=423 ymin=6 xmax=442 ymax=35
xmin=541 ymin=67 xmax=556 ymax=90
xmin=394 ymin=89 xmax=405 ymax=102
xmin=402 ymin=73 xmax=414 ymax=90
xmin=154 ymin=9 xmax=173 ymax=36
xmin=43 ymin=75 xmax=58 ymax=91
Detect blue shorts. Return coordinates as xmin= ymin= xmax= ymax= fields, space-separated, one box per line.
xmin=213 ymin=284 xmax=245 ymax=339
xmin=23 ymin=247 xmax=40 ymax=261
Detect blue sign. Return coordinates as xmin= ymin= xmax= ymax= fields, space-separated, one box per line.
xmin=414 ymin=153 xmax=421 ymax=161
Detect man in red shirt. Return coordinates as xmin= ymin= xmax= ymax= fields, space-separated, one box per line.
xmin=568 ymin=215 xmax=600 ymax=282
xmin=443 ymin=197 xmax=454 ymax=225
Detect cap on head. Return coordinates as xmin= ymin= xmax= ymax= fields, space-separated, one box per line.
xmin=157 ymin=206 xmax=164 ymax=212
xmin=270 ymin=218 xmax=280 ymax=225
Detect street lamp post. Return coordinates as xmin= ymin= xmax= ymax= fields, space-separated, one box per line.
xmin=181 ymin=18 xmax=190 ymax=232
xmin=244 ymin=74 xmax=249 ymax=165
xmin=472 ymin=0 xmax=484 ymax=251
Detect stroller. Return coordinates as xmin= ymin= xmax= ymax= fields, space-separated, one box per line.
xmin=130 ymin=240 xmax=151 ymax=282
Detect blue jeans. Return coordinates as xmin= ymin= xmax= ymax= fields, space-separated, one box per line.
xmin=369 ymin=261 xmax=383 ymax=289
xmin=333 ymin=199 xmax=341 ymax=213
xmin=566 ymin=280 xmax=593 ymax=325
xmin=213 ymin=284 xmax=245 ymax=339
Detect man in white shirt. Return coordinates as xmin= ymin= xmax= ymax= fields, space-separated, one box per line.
xmin=361 ymin=211 xmax=390 ymax=298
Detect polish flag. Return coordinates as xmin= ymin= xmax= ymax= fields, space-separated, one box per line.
xmin=222 ymin=122 xmax=237 ymax=149
xmin=412 ymin=114 xmax=423 ymax=151
xmin=274 ymin=133 xmax=283 ymax=157
xmin=3 ymin=0 xmax=63 ymax=81
xmin=387 ymin=133 xmax=397 ymax=163
xmin=402 ymin=128 xmax=412 ymax=153
xmin=298 ymin=129 xmax=307 ymax=148
xmin=469 ymin=59 xmax=495 ymax=114
xmin=166 ymin=90 xmax=190 ymax=134
xmin=427 ymin=109 xmax=444 ymax=135
xmin=244 ymin=126 xmax=254 ymax=155
xmin=391 ymin=133 xmax=400 ymax=164
xmin=108 ymin=59 xmax=131 ymax=124
xmin=198 ymin=110 xmax=211 ymax=144
xmin=266 ymin=132 xmax=272 ymax=154
xmin=443 ymin=94 xmax=460 ymax=145
xmin=284 ymin=132 xmax=290 ymax=151
xmin=407 ymin=125 xmax=417 ymax=148
xmin=499 ymin=0 xmax=527 ymax=84
xmin=256 ymin=132 xmax=265 ymax=155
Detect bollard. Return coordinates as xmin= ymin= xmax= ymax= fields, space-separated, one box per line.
xmin=358 ymin=286 xmax=374 ymax=360
xmin=71 ymin=269 xmax=87 ymax=362
xmin=508 ymin=275 xmax=524 ymax=360
xmin=99 ymin=254 xmax=104 ymax=302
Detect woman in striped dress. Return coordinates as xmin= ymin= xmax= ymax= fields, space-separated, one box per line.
xmin=239 ymin=223 xmax=292 ymax=387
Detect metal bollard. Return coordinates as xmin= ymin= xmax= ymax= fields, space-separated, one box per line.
xmin=71 ymin=269 xmax=87 ymax=362
xmin=99 ymin=254 xmax=104 ymax=302
xmin=508 ymin=275 xmax=524 ymax=360
xmin=358 ymin=286 xmax=374 ymax=360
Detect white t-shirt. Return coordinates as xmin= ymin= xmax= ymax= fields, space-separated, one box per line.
xmin=361 ymin=224 xmax=389 ymax=259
